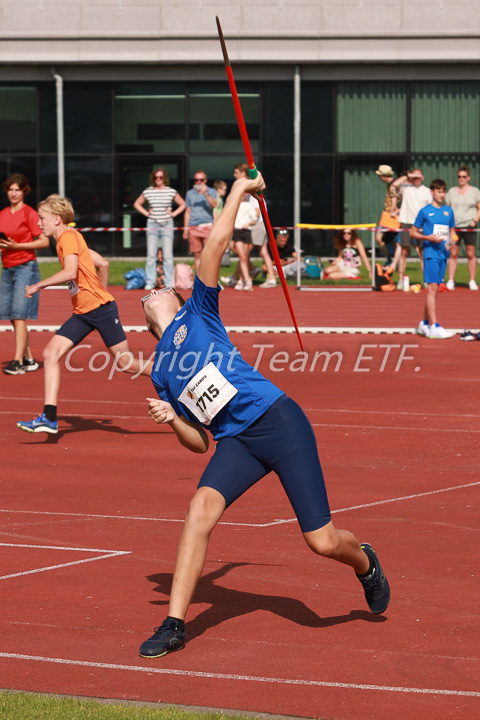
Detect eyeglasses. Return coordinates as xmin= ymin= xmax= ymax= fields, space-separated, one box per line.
xmin=194 ymin=178 xmax=207 ymax=183
xmin=141 ymin=286 xmax=183 ymax=307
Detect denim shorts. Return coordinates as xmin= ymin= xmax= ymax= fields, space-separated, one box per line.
xmin=0 ymin=260 xmax=41 ymax=320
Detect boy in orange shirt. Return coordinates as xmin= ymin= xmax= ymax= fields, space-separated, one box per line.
xmin=17 ymin=194 xmax=151 ymax=434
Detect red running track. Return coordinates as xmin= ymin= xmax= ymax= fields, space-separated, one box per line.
xmin=1 ymin=287 xmax=479 ymax=719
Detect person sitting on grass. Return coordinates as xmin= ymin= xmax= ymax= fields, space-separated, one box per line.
xmin=324 ymin=228 xmax=371 ymax=281
xmin=138 ymin=171 xmax=390 ymax=659
xmin=411 ymin=179 xmax=456 ymax=340
xmin=16 ymin=194 xmax=152 ymax=435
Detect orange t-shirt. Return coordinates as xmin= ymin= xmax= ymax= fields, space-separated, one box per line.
xmin=56 ymin=229 xmax=114 ymax=314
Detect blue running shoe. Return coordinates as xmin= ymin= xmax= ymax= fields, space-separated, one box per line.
xmin=17 ymin=413 xmax=58 ymax=434
xmin=139 ymin=617 xmax=186 ymax=658
xmin=357 ymin=542 xmax=390 ymax=614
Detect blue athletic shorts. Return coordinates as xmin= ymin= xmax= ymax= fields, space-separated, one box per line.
xmin=56 ymin=300 xmax=127 ymax=347
xmin=423 ymin=254 xmax=447 ymax=285
xmin=198 ymin=395 xmax=331 ymax=533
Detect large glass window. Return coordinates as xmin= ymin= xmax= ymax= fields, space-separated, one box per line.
xmin=115 ymin=83 xmax=186 ymax=153
xmin=189 ymin=84 xmax=260 ymax=154
xmin=411 ymin=82 xmax=480 ymax=153
xmin=301 ymin=83 xmax=334 ymax=153
xmin=0 ymin=88 xmax=37 ymax=153
xmin=337 ymin=82 xmax=406 ymax=153
xmin=263 ymin=82 xmax=293 ymax=153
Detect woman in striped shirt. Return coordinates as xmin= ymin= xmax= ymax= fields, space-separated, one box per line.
xmin=134 ymin=168 xmax=185 ymax=290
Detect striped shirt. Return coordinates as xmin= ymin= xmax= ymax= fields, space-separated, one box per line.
xmin=143 ymin=186 xmax=178 ymax=224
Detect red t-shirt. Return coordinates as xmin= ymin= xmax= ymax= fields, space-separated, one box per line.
xmin=0 ymin=204 xmax=40 ymax=268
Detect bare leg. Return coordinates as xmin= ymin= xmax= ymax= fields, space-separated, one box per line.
xmin=466 ymin=245 xmax=477 ymax=282
xmin=12 ymin=319 xmax=28 ymax=363
xmin=42 ymin=334 xmax=75 ymax=405
xmin=448 ymin=243 xmax=459 ymax=283
xmin=259 ymin=243 xmax=275 ymax=281
xmin=425 ymin=283 xmax=438 ymax=325
xmin=168 ymin=487 xmax=226 ymax=620
xmin=303 ymin=521 xmax=369 ymax=575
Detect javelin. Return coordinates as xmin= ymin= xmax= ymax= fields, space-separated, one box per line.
xmin=216 ymin=16 xmax=304 ymax=351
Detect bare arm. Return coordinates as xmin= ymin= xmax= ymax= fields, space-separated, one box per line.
xmin=25 ymin=253 xmax=79 ymax=297
xmin=410 ymin=225 xmax=442 ymax=243
xmin=89 ymin=248 xmax=109 ymax=288
xmin=355 ymin=239 xmax=371 ymax=276
xmin=169 ymin=192 xmax=186 ymax=218
xmin=183 ymin=206 xmax=191 ymax=239
xmin=0 ymin=232 xmax=50 ymax=251
xmin=197 ymin=174 xmax=266 ymax=287
xmin=133 ymin=193 xmax=150 ymax=218
xmin=147 ymin=398 xmax=209 ymax=453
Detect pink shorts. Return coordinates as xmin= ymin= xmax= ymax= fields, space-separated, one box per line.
xmin=188 ymin=225 xmax=212 ymax=254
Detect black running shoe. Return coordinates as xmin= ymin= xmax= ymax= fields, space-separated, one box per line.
xmin=357 ymin=543 xmax=390 ymax=615
xmin=3 ymin=360 xmax=25 ymax=375
xmin=139 ymin=617 xmax=186 ymax=658
xmin=23 ymin=357 xmax=39 ymax=371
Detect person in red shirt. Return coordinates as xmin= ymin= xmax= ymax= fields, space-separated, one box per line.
xmin=16 ymin=194 xmax=152 ymax=435
xmin=0 ymin=174 xmax=49 ymax=375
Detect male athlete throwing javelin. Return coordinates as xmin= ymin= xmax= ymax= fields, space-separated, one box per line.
xmin=140 ymin=172 xmax=390 ymax=658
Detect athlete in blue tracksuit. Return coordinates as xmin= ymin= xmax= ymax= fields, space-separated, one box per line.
xmin=139 ymin=172 xmax=390 ymax=658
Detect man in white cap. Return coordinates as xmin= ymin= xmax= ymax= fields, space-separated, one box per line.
xmin=392 ymin=169 xmax=432 ymax=289
xmin=375 ymin=165 xmax=401 ymax=267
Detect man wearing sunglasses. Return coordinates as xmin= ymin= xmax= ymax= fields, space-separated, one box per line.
xmin=183 ymin=171 xmax=217 ymax=271
xmin=445 ymin=165 xmax=480 ymax=291
xmin=139 ymin=172 xmax=390 ymax=659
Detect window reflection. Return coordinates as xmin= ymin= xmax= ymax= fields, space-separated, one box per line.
xmin=0 ymin=88 xmax=37 ymax=153
xmin=189 ymin=93 xmax=260 ymax=153
xmin=115 ymin=94 xmax=186 ymax=153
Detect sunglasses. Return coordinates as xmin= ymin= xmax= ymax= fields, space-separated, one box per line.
xmin=155 ymin=174 xmax=164 ymax=179
xmin=458 ymin=174 xmax=468 ymax=178
xmin=141 ymin=287 xmax=183 ymax=307
xmin=194 ymin=178 xmax=207 ymax=183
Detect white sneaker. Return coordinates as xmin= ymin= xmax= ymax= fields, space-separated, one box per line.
xmin=469 ymin=279 xmax=479 ymax=291
xmin=259 ymin=278 xmax=277 ymax=288
xmin=396 ymin=280 xmax=404 ymax=290
xmin=429 ymin=325 xmax=455 ymax=339
xmin=416 ymin=321 xmax=430 ymax=337
xmin=144 ymin=284 xmax=155 ymax=291
xmin=446 ymin=279 xmax=455 ymax=291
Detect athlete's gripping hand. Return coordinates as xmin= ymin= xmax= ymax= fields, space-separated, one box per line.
xmin=147 ymin=397 xmax=176 ymax=424
xmin=242 ymin=172 xmax=266 ymax=200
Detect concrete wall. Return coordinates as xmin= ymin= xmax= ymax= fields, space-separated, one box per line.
xmin=0 ymin=0 xmax=479 ymax=67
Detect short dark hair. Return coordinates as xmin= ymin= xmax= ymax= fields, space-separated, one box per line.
xmin=430 ymin=178 xmax=446 ymax=191
xmin=3 ymin=173 xmax=31 ymax=196
xmin=458 ymin=165 xmax=470 ymax=176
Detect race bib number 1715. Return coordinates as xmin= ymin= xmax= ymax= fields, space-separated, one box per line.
xmin=178 ymin=362 xmax=238 ymax=425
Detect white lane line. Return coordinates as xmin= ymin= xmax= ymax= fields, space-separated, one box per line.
xmin=0 ymin=652 xmax=478 ymax=697
xmin=0 ymin=543 xmax=130 ymax=581
xmin=1 ymin=481 xmax=478 ymax=529
xmin=4 ymin=398 xmax=480 ymax=420
xmin=311 ymin=422 xmax=480 ymax=433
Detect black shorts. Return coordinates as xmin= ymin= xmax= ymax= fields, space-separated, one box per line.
xmin=233 ymin=229 xmax=252 ymax=244
xmin=456 ymin=230 xmax=477 ymax=247
xmin=198 ymin=395 xmax=331 ymax=533
xmin=56 ymin=300 xmax=127 ymax=348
